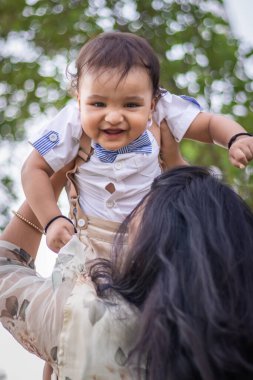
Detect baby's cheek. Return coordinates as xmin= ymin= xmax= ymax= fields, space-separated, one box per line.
xmin=81 ymin=119 xmax=95 ymax=136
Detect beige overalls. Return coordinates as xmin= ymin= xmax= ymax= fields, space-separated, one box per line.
xmin=65 ymin=121 xmax=173 ymax=260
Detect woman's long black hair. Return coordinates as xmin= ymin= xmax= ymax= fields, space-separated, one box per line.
xmin=106 ymin=166 xmax=253 ymax=380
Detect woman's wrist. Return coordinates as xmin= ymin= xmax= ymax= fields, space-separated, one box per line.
xmin=12 ymin=211 xmax=45 ymax=234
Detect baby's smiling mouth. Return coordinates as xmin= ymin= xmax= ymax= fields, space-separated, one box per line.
xmin=103 ymin=129 xmax=124 ymax=135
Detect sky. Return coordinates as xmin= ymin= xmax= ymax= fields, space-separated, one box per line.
xmin=0 ymin=1 xmax=253 ymax=379
xmin=224 ymin=0 xmax=253 ymax=46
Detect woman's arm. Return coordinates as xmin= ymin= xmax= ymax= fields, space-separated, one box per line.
xmin=43 ymin=363 xmax=53 ymax=380
xmin=160 ymin=120 xmax=188 ymax=169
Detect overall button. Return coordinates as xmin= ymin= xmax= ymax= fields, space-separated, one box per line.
xmin=77 ymin=218 xmax=86 ymax=227
xmin=49 ymin=132 xmax=58 ymax=142
xmin=106 ymin=200 xmax=115 ymax=208
xmin=114 ymin=162 xmax=122 ymax=170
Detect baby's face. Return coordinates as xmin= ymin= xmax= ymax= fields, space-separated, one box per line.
xmin=77 ymin=67 xmax=155 ymax=151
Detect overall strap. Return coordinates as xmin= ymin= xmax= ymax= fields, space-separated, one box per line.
xmin=66 ymin=132 xmax=93 ymax=230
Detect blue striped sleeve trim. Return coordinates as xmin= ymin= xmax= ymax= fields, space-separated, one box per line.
xmin=180 ymin=95 xmax=202 ymax=109
xmin=32 ymin=131 xmax=60 ymax=156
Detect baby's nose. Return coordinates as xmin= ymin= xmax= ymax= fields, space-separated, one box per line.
xmin=104 ymin=111 xmax=124 ymax=124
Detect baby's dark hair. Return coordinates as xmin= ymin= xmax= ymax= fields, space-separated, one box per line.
xmin=70 ymin=32 xmax=161 ymax=97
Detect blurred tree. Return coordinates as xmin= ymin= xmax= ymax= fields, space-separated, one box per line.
xmin=0 ymin=0 xmax=253 ymax=228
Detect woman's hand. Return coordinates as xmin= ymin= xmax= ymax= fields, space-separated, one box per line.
xmin=160 ymin=120 xmax=188 ymax=169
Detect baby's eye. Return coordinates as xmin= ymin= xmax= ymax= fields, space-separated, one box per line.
xmin=125 ymin=103 xmax=140 ymax=108
xmin=93 ymin=102 xmax=106 ymax=107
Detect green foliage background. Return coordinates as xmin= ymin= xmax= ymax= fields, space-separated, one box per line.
xmin=0 ymin=0 xmax=253 ymax=228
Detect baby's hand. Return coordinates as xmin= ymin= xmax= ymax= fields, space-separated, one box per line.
xmin=229 ymin=136 xmax=253 ymax=169
xmin=46 ymin=217 xmax=76 ymax=253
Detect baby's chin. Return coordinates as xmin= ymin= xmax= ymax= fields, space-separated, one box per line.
xmin=97 ymin=134 xmax=132 ymax=151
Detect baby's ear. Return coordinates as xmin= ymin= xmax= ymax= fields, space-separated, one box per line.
xmin=151 ymin=97 xmax=156 ymax=112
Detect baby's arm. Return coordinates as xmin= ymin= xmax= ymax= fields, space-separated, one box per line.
xmin=155 ymin=93 xmax=252 ymax=169
xmin=21 ymin=150 xmax=76 ymax=252
xmin=184 ymin=112 xmax=253 ymax=169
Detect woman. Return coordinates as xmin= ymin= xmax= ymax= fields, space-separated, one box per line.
xmin=0 ymin=165 xmax=141 ymax=380
xmin=1 ymin=166 xmax=253 ymax=380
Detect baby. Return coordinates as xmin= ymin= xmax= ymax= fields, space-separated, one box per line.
xmin=21 ymin=32 xmax=253 ymax=253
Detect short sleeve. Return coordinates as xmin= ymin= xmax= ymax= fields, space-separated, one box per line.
xmin=29 ymin=102 xmax=82 ymax=172
xmin=153 ymin=91 xmax=202 ymax=142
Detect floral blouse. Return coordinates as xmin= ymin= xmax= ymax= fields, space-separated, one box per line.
xmin=0 ymin=236 xmax=144 ymax=379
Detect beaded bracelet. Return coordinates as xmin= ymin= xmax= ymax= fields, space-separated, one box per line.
xmin=44 ymin=215 xmax=77 ymax=234
xmin=12 ymin=211 xmax=45 ymax=234
xmin=228 ymin=132 xmax=253 ymax=149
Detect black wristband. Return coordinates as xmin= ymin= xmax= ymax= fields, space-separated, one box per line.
xmin=44 ymin=215 xmax=77 ymax=234
xmin=228 ymin=132 xmax=253 ymax=149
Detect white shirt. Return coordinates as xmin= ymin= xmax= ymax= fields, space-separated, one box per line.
xmin=29 ymin=92 xmax=201 ymax=222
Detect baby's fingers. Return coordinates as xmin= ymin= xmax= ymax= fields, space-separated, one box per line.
xmin=230 ymin=157 xmax=245 ymax=169
xmin=46 ymin=229 xmax=72 ymax=252
xmin=239 ymin=146 xmax=253 ymax=161
xmin=46 ymin=237 xmax=64 ymax=253
xmin=60 ymin=226 xmax=74 ymax=246
xmin=229 ymin=148 xmax=248 ymax=169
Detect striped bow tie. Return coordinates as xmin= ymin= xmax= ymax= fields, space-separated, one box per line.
xmin=94 ymin=130 xmax=152 ymax=163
